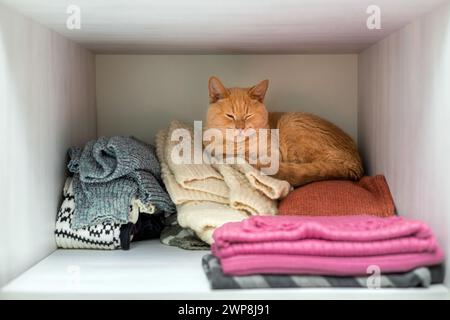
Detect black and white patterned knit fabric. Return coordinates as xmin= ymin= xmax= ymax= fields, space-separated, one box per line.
xmin=202 ymin=255 xmax=445 ymax=290
xmin=55 ymin=178 xmax=121 ymax=249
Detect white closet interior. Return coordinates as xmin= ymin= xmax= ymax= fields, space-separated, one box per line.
xmin=0 ymin=0 xmax=449 ymax=299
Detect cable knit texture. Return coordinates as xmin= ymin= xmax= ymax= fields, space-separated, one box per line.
xmin=212 ymin=215 xmax=445 ymax=276
xmin=56 ymin=178 xmax=121 ymax=249
xmin=278 ymin=176 xmax=395 ymax=217
xmin=155 ymin=121 xmax=291 ymax=244
xmin=68 ymin=136 xmax=175 ymax=228
xmin=165 ymin=121 xmax=229 ymax=198
xmin=176 ymin=202 xmax=248 ymax=244
xmin=56 ymin=178 xmax=160 ymax=249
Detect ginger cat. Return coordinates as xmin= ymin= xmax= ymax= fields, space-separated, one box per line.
xmin=205 ymin=76 xmax=363 ymax=187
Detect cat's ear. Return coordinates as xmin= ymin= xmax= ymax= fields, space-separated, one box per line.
xmin=248 ymin=79 xmax=269 ymax=103
xmin=209 ymin=76 xmax=229 ymax=103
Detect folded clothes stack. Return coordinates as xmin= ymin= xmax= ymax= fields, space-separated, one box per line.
xmin=156 ymin=120 xmax=291 ymax=247
xmin=55 ymin=136 xmax=175 ymax=250
xmin=202 ymin=255 xmax=445 ymax=289
xmin=204 ymin=215 xmax=445 ymax=289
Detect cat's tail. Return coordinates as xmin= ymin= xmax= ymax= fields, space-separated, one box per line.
xmin=274 ymin=160 xmax=364 ymax=187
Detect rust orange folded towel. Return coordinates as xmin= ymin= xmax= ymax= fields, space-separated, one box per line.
xmin=211 ymin=216 xmax=444 ymax=276
xmin=278 ymin=175 xmax=395 ymax=217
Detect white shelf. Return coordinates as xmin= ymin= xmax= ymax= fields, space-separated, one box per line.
xmin=1 ymin=240 xmax=448 ymax=300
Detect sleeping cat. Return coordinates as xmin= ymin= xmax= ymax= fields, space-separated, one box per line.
xmin=205 ymin=76 xmax=363 ymax=187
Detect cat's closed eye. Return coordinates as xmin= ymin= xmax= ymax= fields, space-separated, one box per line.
xmin=225 ymin=113 xmax=235 ymax=120
xmin=244 ymin=114 xmax=254 ymax=120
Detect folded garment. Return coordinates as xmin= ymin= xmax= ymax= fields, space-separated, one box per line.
xmin=214 ymin=164 xmax=285 ymax=214
xmin=278 ymin=175 xmax=395 ymax=217
xmin=155 ymin=121 xmax=291 ymax=244
xmin=157 ymin=122 xmax=291 ymax=209
xmin=202 ymin=255 xmax=445 ymax=289
xmin=62 ymin=177 xmax=153 ymax=224
xmin=120 ymin=213 xmax=165 ymax=250
xmin=156 ymin=123 xmax=229 ymax=205
xmin=55 ymin=178 xmax=121 ymax=249
xmin=56 ymin=178 xmax=164 ymax=250
xmin=119 ymin=223 xmax=135 ymax=250
xmin=129 ymin=198 xmax=156 ymax=224
xmin=132 ymin=212 xmax=166 ymax=242
xmin=212 ymin=215 xmax=445 ymax=276
xmin=176 ymin=202 xmax=248 ymax=244
xmin=163 ymin=122 xmax=230 ymax=200
xmin=160 ymin=215 xmax=210 ymax=250
xmin=68 ymin=136 xmax=175 ymax=228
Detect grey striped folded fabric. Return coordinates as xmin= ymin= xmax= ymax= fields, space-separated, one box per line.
xmin=202 ymin=254 xmax=445 ymax=290
xmin=160 ymin=215 xmax=210 ymax=250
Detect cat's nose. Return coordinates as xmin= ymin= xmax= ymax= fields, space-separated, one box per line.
xmin=235 ymin=121 xmax=245 ymax=130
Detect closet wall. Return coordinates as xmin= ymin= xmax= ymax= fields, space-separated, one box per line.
xmin=358 ymin=2 xmax=450 ymax=285
xmin=0 ymin=4 xmax=97 ymax=287
xmin=96 ymin=54 xmax=358 ymax=143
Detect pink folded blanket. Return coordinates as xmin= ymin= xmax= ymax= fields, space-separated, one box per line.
xmin=212 ymin=215 xmax=444 ymax=276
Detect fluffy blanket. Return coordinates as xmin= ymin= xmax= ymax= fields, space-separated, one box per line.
xmin=212 ymin=215 xmax=445 ymax=276
xmin=68 ymin=136 xmax=175 ymax=228
xmin=155 ymin=121 xmax=291 ymax=244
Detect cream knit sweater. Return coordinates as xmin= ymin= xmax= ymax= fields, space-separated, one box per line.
xmin=156 ymin=120 xmax=291 ymax=244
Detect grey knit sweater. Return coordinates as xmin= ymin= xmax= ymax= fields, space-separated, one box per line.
xmin=68 ymin=136 xmax=175 ymax=229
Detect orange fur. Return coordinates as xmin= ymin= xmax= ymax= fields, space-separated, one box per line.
xmin=205 ymin=76 xmax=364 ymax=187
